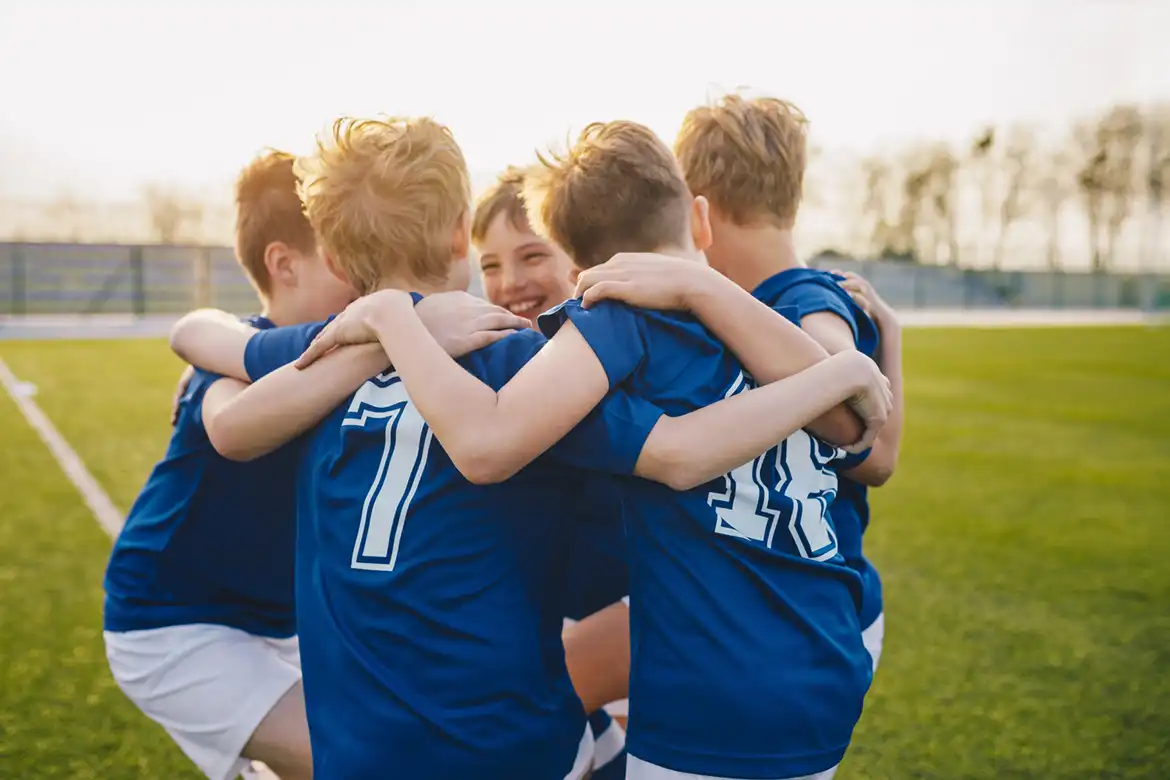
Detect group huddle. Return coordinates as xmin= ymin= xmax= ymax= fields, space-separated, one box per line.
xmin=101 ymin=94 xmax=904 ymax=780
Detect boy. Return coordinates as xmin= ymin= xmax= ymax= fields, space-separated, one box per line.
xmin=171 ymin=116 xmax=889 ymax=779
xmin=100 ymin=150 xmax=355 ymax=780
xmin=474 ymin=168 xmax=630 ymax=779
xmin=301 ymin=121 xmax=886 ymax=780
xmin=103 ymin=150 xmax=518 ymax=780
xmin=672 ymin=94 xmax=905 ymax=674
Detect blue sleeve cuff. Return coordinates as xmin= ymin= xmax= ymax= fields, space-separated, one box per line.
xmin=837 ymin=447 xmax=872 ymax=471
xmin=792 ymin=284 xmax=860 ymax=343
xmin=243 ymin=320 xmax=330 ymax=381
xmin=538 ymin=299 xmax=645 ymax=388
xmin=549 ymin=389 xmax=665 ymax=476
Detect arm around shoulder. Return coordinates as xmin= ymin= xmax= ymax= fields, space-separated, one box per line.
xmin=169 ymin=309 xmax=256 ymax=381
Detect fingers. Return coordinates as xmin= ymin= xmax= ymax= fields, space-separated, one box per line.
xmin=580 ymin=280 xmax=630 ymax=309
xmin=477 ymin=311 xmax=531 ymax=332
xmin=294 ymin=330 xmax=336 ymax=369
xmin=467 ymin=328 xmax=518 ymax=352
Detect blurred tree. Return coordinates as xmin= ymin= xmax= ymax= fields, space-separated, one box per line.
xmin=991 ymin=126 xmax=1038 ymax=270
xmin=1141 ymin=104 xmax=1170 ymax=271
xmin=48 ymin=192 xmax=84 ymax=242
xmin=142 ymin=184 xmax=205 ymax=245
xmin=1035 ymin=148 xmax=1074 ymax=270
xmin=1076 ymin=105 xmax=1143 ymax=272
xmin=969 ymin=126 xmax=997 ymax=265
xmin=924 ymin=145 xmax=960 ymax=265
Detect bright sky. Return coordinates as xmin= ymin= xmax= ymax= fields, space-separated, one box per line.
xmin=0 ymin=0 xmax=1166 ymax=201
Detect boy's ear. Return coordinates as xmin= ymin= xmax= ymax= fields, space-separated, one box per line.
xmin=690 ymin=195 xmax=713 ymax=252
xmin=323 ymin=251 xmax=349 ymax=284
xmin=264 ymin=242 xmax=296 ymax=288
xmin=451 ymin=210 xmax=471 ymax=261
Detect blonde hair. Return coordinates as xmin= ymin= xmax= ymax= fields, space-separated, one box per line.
xmin=296 ymin=116 xmax=470 ymax=294
xmin=674 ymin=94 xmax=808 ymax=228
xmin=234 ymin=150 xmax=317 ymax=296
xmin=524 ymin=121 xmax=691 ymax=270
xmin=471 ymin=166 xmax=530 ymax=246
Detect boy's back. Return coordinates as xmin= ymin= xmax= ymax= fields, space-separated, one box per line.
xmin=245 ymin=321 xmax=662 ymax=779
xmin=104 ymin=316 xmax=297 ymax=638
xmin=541 ymin=299 xmax=872 ymax=779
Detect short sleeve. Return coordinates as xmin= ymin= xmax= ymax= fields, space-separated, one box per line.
xmin=774 ymin=305 xmax=800 ymax=325
xmin=836 ymin=448 xmax=872 ymax=472
xmin=547 ymin=388 xmax=664 ymax=476
xmin=182 ymin=369 xmax=224 ymax=430
xmin=537 ymin=299 xmax=645 ymax=388
xmin=782 ymin=279 xmax=861 ymax=343
xmin=243 ymin=320 xmax=329 ymax=381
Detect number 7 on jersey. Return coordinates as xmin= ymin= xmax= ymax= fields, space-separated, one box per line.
xmin=342 ymin=374 xmax=433 ymax=572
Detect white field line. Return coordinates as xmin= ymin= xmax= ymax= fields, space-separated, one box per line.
xmin=0 ymin=356 xmax=280 ymax=780
xmin=0 ymin=357 xmax=124 ymax=537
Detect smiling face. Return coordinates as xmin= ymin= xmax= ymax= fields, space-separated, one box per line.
xmin=476 ymin=210 xmax=575 ymax=324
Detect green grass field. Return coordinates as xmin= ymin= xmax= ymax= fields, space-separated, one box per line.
xmin=2 ymin=327 xmax=1169 ymax=779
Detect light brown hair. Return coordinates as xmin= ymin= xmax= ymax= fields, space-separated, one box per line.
xmin=674 ymin=94 xmax=808 ymax=228
xmin=524 ymin=121 xmax=691 ymax=270
xmin=471 ymin=166 xmax=529 ymax=246
xmin=295 ymin=116 xmax=470 ymax=294
xmin=234 ymin=150 xmax=317 ymax=296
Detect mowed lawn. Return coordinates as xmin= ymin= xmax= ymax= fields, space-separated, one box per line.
xmin=1 ymin=326 xmax=1168 ymax=779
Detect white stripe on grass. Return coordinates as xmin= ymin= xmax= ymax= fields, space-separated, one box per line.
xmin=0 ymin=356 xmax=280 ymax=780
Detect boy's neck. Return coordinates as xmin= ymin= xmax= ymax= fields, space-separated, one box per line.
xmin=260 ymin=297 xmax=300 ymax=328
xmin=709 ymin=223 xmax=803 ymax=294
xmin=373 ymin=276 xmax=451 ymax=297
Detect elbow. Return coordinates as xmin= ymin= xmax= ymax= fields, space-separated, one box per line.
xmin=642 ymin=441 xmax=707 ymax=492
xmin=205 ymin=415 xmax=259 ymax=462
xmin=868 ymin=449 xmax=899 ymax=487
xmin=865 ymin=462 xmax=895 ymax=488
xmin=450 ymin=444 xmax=518 ymax=486
xmin=661 ymin=461 xmax=708 ymax=492
xmin=851 ymin=446 xmax=899 ymax=487
xmin=809 ymin=406 xmax=864 ymax=449
xmin=168 ymin=319 xmax=194 ymax=361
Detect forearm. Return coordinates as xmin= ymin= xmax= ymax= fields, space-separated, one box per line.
xmin=687 ymin=276 xmax=832 ymax=383
xmin=636 ymin=352 xmax=866 ymax=490
xmin=206 ymin=344 xmax=390 ymax=461
xmin=370 ymin=297 xmax=606 ymax=483
xmin=845 ymin=320 xmax=904 ymax=485
xmin=686 ymin=279 xmax=864 ymax=446
xmin=169 ymin=309 xmax=254 ymax=380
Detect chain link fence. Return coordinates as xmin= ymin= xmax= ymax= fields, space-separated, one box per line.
xmin=1 ymin=242 xmax=1167 ymax=317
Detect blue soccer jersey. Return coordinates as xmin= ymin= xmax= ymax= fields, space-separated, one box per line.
xmin=244 ymin=320 xmax=664 ymax=780
xmin=563 ymin=475 xmax=628 ymax=621
xmin=539 ymin=299 xmax=872 ymax=779
xmin=103 ymin=316 xmax=299 ymax=638
xmin=754 ymin=269 xmax=885 ymax=632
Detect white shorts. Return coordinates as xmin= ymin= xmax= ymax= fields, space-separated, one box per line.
xmin=626 ymin=754 xmax=839 ymax=780
xmin=862 ymin=612 xmax=885 ymax=673
xmin=566 ymin=723 xmax=596 ymax=780
xmin=104 ymin=623 xmax=302 ymax=780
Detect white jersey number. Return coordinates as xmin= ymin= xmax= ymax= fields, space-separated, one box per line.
xmin=707 ymin=373 xmax=841 ymax=561
xmin=343 ymin=373 xmax=433 ymax=571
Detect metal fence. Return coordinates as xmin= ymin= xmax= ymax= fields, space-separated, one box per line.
xmin=1 ymin=242 xmax=1168 ymax=317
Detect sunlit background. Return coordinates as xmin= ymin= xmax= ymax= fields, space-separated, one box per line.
xmin=2 ymin=0 xmax=1168 ymax=270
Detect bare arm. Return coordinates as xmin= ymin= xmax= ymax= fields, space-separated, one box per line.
xmin=169 ymin=309 xmax=256 ymax=380
xmin=296 ymin=290 xmax=615 ymax=485
xmin=843 ymin=316 xmax=903 ymax=486
xmin=563 ymin=601 xmax=630 ymax=714
xmin=202 ymin=344 xmax=390 ymax=461
xmin=634 ymin=351 xmax=885 ymax=490
xmin=575 ymin=255 xmax=864 ymax=447
xmin=682 ymin=274 xmax=864 ymax=446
